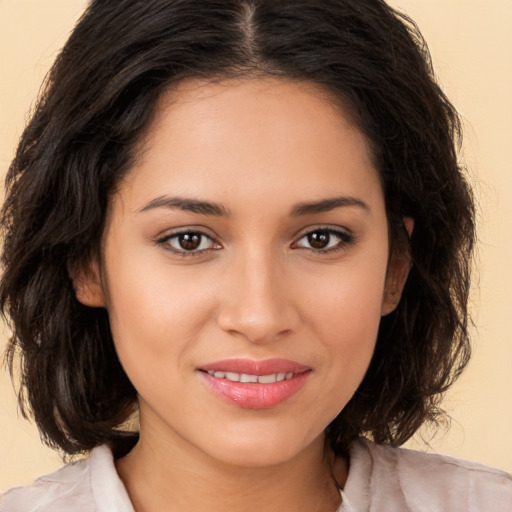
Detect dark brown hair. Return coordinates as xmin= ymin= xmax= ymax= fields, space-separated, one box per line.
xmin=0 ymin=0 xmax=475 ymax=455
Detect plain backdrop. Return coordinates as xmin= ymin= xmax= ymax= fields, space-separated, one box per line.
xmin=1 ymin=0 xmax=511 ymax=490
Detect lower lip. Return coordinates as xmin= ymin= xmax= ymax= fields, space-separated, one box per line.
xmin=199 ymin=371 xmax=310 ymax=409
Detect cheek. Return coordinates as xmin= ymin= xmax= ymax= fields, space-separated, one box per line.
xmin=103 ymin=250 xmax=218 ymax=380
xmin=301 ymin=258 xmax=387 ymax=338
xmin=297 ymin=256 xmax=387 ymax=389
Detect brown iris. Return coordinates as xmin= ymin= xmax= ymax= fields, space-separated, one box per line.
xmin=178 ymin=233 xmax=202 ymax=250
xmin=307 ymin=231 xmax=331 ymax=249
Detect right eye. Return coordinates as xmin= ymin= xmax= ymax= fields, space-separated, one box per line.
xmin=158 ymin=231 xmax=220 ymax=255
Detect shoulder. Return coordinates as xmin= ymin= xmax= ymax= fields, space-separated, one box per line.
xmin=0 ymin=454 xmax=94 ymax=512
xmin=0 ymin=445 xmax=134 ymax=512
xmin=342 ymin=438 xmax=512 ymax=512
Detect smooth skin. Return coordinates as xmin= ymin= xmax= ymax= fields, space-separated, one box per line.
xmin=74 ymin=78 xmax=411 ymax=512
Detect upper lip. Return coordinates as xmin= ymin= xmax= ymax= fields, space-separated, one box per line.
xmin=198 ymin=358 xmax=311 ymax=375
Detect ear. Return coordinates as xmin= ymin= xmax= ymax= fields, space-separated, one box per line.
xmin=381 ymin=217 xmax=413 ymax=316
xmin=68 ymin=258 xmax=106 ymax=308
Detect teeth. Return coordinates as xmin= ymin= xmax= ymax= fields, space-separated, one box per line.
xmin=240 ymin=373 xmax=258 ymax=383
xmin=207 ymin=371 xmax=295 ymax=383
xmin=258 ymin=374 xmax=277 ymax=384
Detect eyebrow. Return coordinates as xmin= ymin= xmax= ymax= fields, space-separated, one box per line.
xmin=290 ymin=196 xmax=370 ymax=216
xmin=139 ymin=196 xmax=229 ymax=216
xmin=138 ymin=195 xmax=369 ymax=217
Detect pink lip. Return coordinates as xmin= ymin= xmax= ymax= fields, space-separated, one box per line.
xmin=197 ymin=358 xmax=311 ymax=410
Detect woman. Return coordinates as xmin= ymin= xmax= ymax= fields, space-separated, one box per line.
xmin=1 ymin=0 xmax=511 ymax=510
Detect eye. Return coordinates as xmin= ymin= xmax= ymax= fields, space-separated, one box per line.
xmin=293 ymin=228 xmax=353 ymax=252
xmin=158 ymin=230 xmax=220 ymax=254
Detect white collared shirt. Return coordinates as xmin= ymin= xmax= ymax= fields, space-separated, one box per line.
xmin=2 ymin=438 xmax=511 ymax=511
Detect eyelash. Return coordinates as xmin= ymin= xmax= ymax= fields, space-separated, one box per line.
xmin=156 ymin=229 xmax=221 ymax=256
xmin=291 ymin=227 xmax=355 ymax=254
xmin=156 ymin=227 xmax=354 ymax=257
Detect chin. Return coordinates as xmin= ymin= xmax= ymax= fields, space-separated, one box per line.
xmin=202 ymin=423 xmax=323 ymax=468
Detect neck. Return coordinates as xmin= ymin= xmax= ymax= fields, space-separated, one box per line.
xmin=115 ymin=426 xmax=346 ymax=512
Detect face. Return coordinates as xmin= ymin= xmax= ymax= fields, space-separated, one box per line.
xmin=77 ymin=78 xmax=408 ymax=467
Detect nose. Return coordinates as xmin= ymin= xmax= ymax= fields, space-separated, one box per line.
xmin=216 ymin=249 xmax=300 ymax=344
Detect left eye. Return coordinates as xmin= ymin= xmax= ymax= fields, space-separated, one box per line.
xmin=161 ymin=231 xmax=217 ymax=253
xmin=294 ymin=229 xmax=351 ymax=251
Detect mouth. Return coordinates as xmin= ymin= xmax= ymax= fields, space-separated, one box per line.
xmin=203 ymin=370 xmax=296 ymax=383
xmin=197 ymin=358 xmax=312 ymax=409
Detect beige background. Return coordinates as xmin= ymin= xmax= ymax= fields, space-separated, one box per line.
xmin=1 ymin=0 xmax=511 ymax=491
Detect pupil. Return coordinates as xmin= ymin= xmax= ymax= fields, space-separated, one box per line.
xmin=179 ymin=233 xmax=201 ymax=250
xmin=308 ymin=231 xmax=330 ymax=249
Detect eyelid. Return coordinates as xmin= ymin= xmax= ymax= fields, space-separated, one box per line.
xmin=156 ymin=227 xmax=222 ymax=256
xmin=291 ymin=225 xmax=355 ymax=252
xmin=291 ymin=224 xmax=353 ymax=240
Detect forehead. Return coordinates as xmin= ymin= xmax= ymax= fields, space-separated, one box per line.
xmin=119 ymin=77 xmax=382 ymax=214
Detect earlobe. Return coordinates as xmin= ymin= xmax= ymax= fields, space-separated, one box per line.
xmin=381 ymin=217 xmax=414 ymax=316
xmin=69 ymin=259 xmax=106 ymax=308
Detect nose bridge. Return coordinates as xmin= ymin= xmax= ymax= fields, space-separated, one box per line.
xmin=217 ymin=243 xmax=297 ymax=343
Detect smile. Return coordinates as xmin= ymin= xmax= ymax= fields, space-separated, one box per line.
xmin=205 ymin=371 xmax=295 ymax=383
xmin=198 ymin=358 xmax=311 ymax=409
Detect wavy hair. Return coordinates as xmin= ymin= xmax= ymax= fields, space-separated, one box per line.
xmin=0 ymin=0 xmax=475 ymax=455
